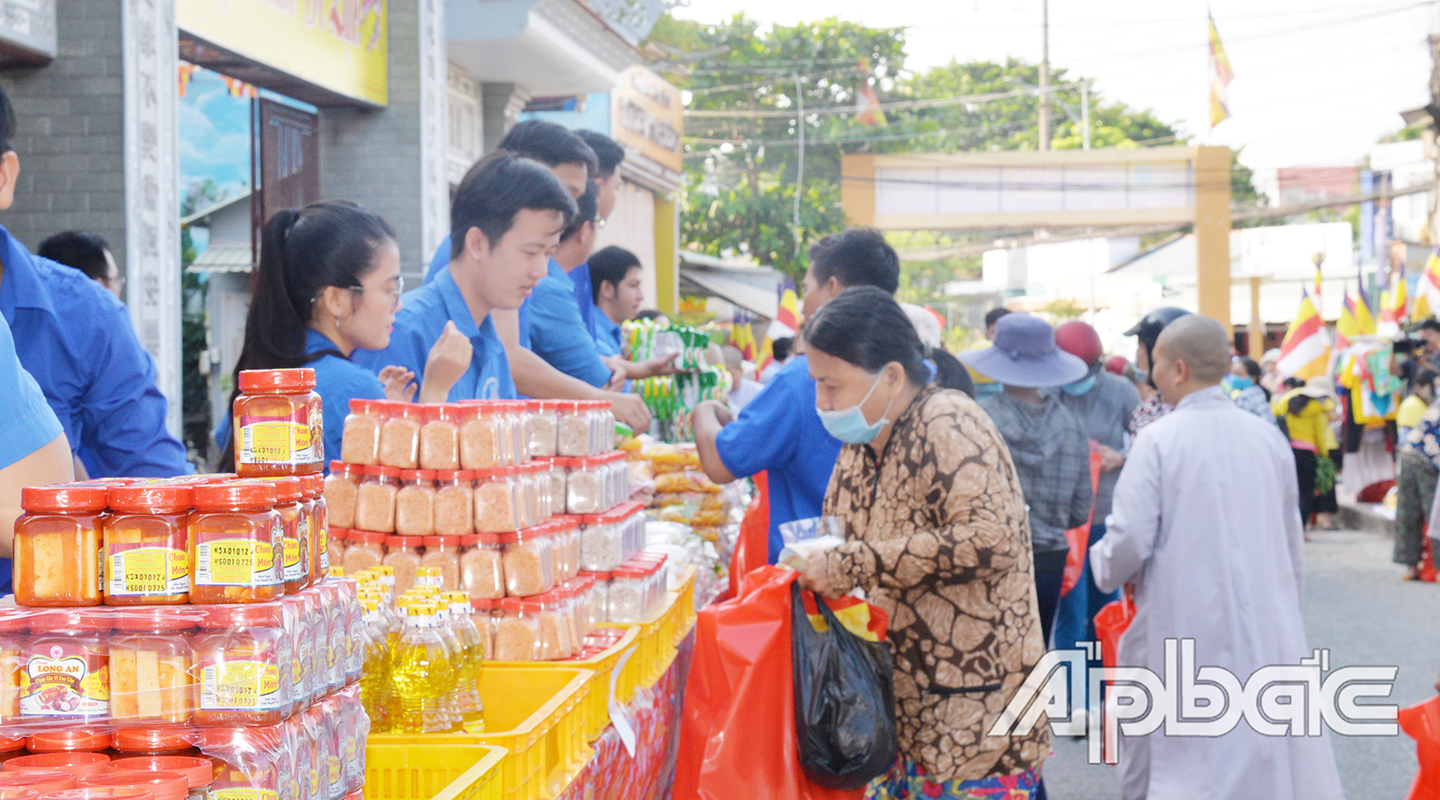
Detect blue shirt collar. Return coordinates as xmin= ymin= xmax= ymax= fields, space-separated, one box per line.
xmin=304 ymin=327 xmax=344 ymax=356
xmin=0 ymin=224 xmax=54 ymax=321
xmin=433 ymin=263 xmax=482 ymax=340
xmin=548 ymin=258 xmax=571 ymax=285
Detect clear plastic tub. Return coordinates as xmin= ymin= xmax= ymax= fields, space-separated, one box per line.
xmin=555 ymin=402 xmax=591 ymax=458
xmin=108 ymin=608 xmax=197 ymax=726
xmin=191 ymin=603 xmax=287 ymax=726
xmin=188 ymin=482 xmax=281 ymax=604
xmin=501 ymin=401 xmax=530 ymax=466
xmin=20 ymin=609 xmax=110 ymax=722
xmin=515 ymin=467 xmax=539 ymax=530
xmin=607 ymin=563 xmax=649 ymax=623
xmin=376 ymin=402 xmax=421 ymax=470
xmin=499 ymin=528 xmax=553 ymax=598
xmin=521 ymin=462 xmax=552 ymax=523
xmin=544 ymin=460 xmax=566 ymax=517
xmin=382 ymin=537 xmax=423 ymax=596
xmin=418 ymin=537 xmax=461 ymax=592
xmin=491 ymin=599 xmax=539 ymax=662
xmin=432 ymin=470 xmax=474 ymax=537
xmin=527 ymin=401 xmax=558 ymax=459
xmin=459 ymin=534 xmax=505 ymax=601
xmin=339 ymin=400 xmax=383 ymax=466
xmin=353 ymin=466 xmax=398 ymax=534
xmin=456 ymin=403 xmax=504 ymax=471
xmin=533 ymin=592 xmax=572 ymax=661
xmin=0 ymin=612 xmax=26 ymax=724
xmin=340 ymin=531 xmax=384 ymax=576
xmin=552 ymin=518 xmax=580 ymax=582
xmin=14 ymin=484 xmax=107 ymax=607
xmin=393 ymin=470 xmax=436 ymax=538
xmin=472 ymin=468 xmax=520 ymax=534
xmin=557 ymin=457 xmax=606 ymax=515
xmin=579 ymin=511 xmax=622 ymax=572
xmin=418 ymin=405 xmax=459 ymax=471
xmin=103 ymin=483 xmax=192 ymax=605
xmin=322 ymin=462 xmax=362 ymax=531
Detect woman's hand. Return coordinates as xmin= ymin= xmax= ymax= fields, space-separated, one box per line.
xmin=798 ymin=554 xmax=840 ymax=600
xmin=378 ymin=366 xmax=417 ymax=402
xmin=419 ymin=321 xmax=473 ymax=403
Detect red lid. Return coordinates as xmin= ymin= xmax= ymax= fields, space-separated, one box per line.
xmin=23 ymin=733 xmax=110 ymax=756
xmin=499 ymin=597 xmax=542 ymax=614
xmin=299 ymin=474 xmax=324 ymax=498
xmin=378 ymin=401 xmax=420 ymax=420
xmin=422 ymin=536 xmax=459 ymax=547
xmin=347 ymin=399 xmax=384 ymax=417
xmin=81 ymin=773 xmax=186 ymax=800
xmin=458 ymin=533 xmax=500 ymax=546
xmin=110 ymin=608 xmax=202 ymax=633
xmin=349 ymin=530 xmax=388 ymax=546
xmin=260 ymin=477 xmax=302 ymax=504
xmin=0 ymin=773 xmax=75 ymax=794
xmin=548 ymin=517 xmax=578 ymax=532
xmin=191 ymin=481 xmax=275 ymax=511
xmin=362 ymin=465 xmax=401 ymax=480
xmin=238 ymin=368 xmax=315 ymax=393
xmin=0 ymin=609 xmax=30 ymax=634
xmin=469 ymin=598 xmax=496 ymax=611
xmin=7 ymin=754 xmax=110 ymax=779
xmin=471 ymin=466 xmax=517 ymax=480
xmin=329 ymin=527 xmax=349 ymax=542
xmin=498 ymin=526 xmax=551 ymax=544
xmin=578 ymin=570 xmax=611 ymax=581
xmin=329 ymin=461 xmax=363 ymax=478
xmin=200 ymin=602 xmax=283 ymax=629
xmin=37 ymin=789 xmax=153 ymax=800
xmin=20 ymin=485 xmax=108 ymax=514
xmin=105 ymin=484 xmax=191 ymax=514
xmin=385 ymin=535 xmax=423 ymax=548
xmin=107 ymin=730 xmax=194 ymax=756
xmin=27 ymin=609 xmax=110 ymax=634
xmin=0 ymin=740 xmax=22 ymax=754
xmin=434 ymin=469 xmax=471 ymax=481
xmin=399 ymin=470 xmax=437 ymax=482
xmin=104 ymin=760 xmax=210 ymax=791
xmin=423 ymin=405 xmax=458 ymax=423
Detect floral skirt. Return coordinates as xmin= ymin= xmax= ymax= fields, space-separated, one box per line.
xmin=864 ymin=756 xmax=1041 ymax=800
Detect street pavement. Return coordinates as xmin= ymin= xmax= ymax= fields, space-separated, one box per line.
xmin=1041 ymin=525 xmax=1440 ymax=799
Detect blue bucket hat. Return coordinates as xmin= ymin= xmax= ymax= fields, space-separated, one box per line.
xmin=959 ymin=313 xmax=1089 ymax=388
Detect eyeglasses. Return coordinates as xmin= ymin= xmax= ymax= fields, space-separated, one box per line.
xmin=347 ymin=275 xmax=405 ymax=309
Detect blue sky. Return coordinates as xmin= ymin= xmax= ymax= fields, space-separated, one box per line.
xmin=179 ymin=67 xmax=251 ymax=216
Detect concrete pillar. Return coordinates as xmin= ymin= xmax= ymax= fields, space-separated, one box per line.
xmin=481 ymin=81 xmax=528 ymax=152
xmin=319 ymin=0 xmax=448 ymax=275
xmin=1195 ymin=145 xmax=1233 ymax=335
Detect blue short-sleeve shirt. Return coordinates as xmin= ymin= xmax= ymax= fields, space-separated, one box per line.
xmin=714 ymin=355 xmax=843 ymax=562
xmin=0 ymin=224 xmax=190 ymax=478
xmin=353 ymin=264 xmax=516 ymax=401
xmin=526 ymin=262 xmax=613 ymax=388
xmin=428 ymin=235 xmax=537 ymax=349
xmin=570 ymin=262 xmax=597 ymax=335
xmin=0 ymin=318 xmax=60 ymax=592
xmin=593 ymin=310 xmax=623 ymax=357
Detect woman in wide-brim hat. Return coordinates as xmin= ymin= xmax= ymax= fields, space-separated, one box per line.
xmin=960 ymin=313 xmax=1094 ymax=647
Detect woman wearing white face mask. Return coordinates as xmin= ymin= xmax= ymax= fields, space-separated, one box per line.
xmin=797 ymin=287 xmax=1049 ymax=799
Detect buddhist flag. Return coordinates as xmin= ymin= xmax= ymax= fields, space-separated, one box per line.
xmin=1379 ymin=278 xmax=1407 ymax=337
xmin=756 ymin=281 xmax=801 ymax=375
xmin=1277 ymin=289 xmax=1330 ymax=380
xmin=731 ymin=310 xmax=757 ymax=361
xmin=1353 ymin=281 xmax=1378 ymax=336
xmin=1334 ymin=290 xmax=1361 ymax=352
xmin=1416 ymin=248 xmax=1440 ymax=320
xmin=855 ymin=58 xmax=888 ymax=127
xmin=1208 ymin=13 xmax=1234 ymax=128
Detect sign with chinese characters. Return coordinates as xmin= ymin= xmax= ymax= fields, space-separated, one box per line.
xmin=176 ymin=0 xmax=387 ymax=107
xmin=0 ymin=0 xmax=56 ymax=64
xmin=611 ymin=65 xmax=682 ymax=176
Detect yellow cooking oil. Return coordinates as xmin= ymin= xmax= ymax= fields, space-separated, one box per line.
xmin=358 ymin=596 xmax=393 ymax=733
xmin=389 ymin=602 xmax=453 ymax=734
xmin=445 ymin=591 xmax=486 ymax=732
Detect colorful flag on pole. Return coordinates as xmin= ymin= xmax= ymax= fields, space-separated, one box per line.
xmin=1277 ymin=289 xmax=1330 ymax=379
xmin=731 ymin=310 xmax=757 ymax=361
xmin=1416 ymin=248 xmax=1440 ymax=321
xmin=1208 ymin=13 xmax=1234 ymax=128
xmin=855 ymin=58 xmax=888 ymax=127
xmin=1353 ymin=279 xmax=1378 ymax=336
xmin=756 ymin=280 xmax=800 ymax=375
xmin=1334 ymin=290 xmax=1361 ymax=352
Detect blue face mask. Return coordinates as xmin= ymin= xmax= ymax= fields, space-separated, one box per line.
xmin=1061 ymin=375 xmax=1097 ymax=396
xmin=817 ymin=373 xmax=895 ymax=445
xmin=1224 ymin=375 xmax=1253 ymax=392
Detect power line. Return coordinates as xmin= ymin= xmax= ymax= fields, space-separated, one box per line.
xmin=920 ymin=0 xmax=1430 ymax=30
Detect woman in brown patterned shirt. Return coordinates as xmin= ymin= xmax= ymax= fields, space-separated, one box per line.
xmin=798 ymin=287 xmax=1049 ymax=799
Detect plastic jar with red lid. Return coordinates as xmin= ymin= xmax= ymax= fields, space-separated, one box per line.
xmin=353 ymin=467 xmax=398 ymax=535
xmin=24 ymin=731 xmax=109 ymax=756
xmin=321 ymin=463 xmax=361 ymax=532
xmin=7 ymin=752 xmax=110 ymax=779
xmin=81 ymin=770 xmax=188 ymax=800
xmin=300 ymin=474 xmax=326 ymax=583
xmin=457 ymin=403 xmax=504 ymax=471
xmin=188 ymin=482 xmax=281 ymax=604
xmin=418 ymin=536 xmax=460 ymax=592
xmin=499 ymin=528 xmax=554 ymax=598
xmin=339 ymin=531 xmax=384 ymax=576
xmin=108 ymin=608 xmax=201 ymax=727
xmin=459 ymin=534 xmax=503 ymax=601
xmin=191 ymin=604 xmax=286 ymax=726
xmin=106 ymin=758 xmax=211 ymax=800
xmin=258 ymin=478 xmax=307 ymax=595
xmin=20 ymin=610 xmax=111 ymax=722
xmin=418 ymin=405 xmax=460 ymax=471
xmin=376 ymin=402 xmax=421 ymax=470
xmin=0 ymin=772 xmax=74 ymax=795
xmin=432 ymin=471 xmax=473 ymax=537
xmin=499 ymin=401 xmax=530 ymax=466
xmin=527 ymin=401 xmax=560 ymax=459
xmin=108 ymin=729 xmax=199 ymax=759
xmin=233 ymin=369 xmax=322 ymax=478
xmin=394 ymin=471 xmax=436 ymax=538
xmin=339 ymin=400 xmax=383 ymax=467
xmin=382 ymin=537 xmax=422 ymax=596
xmin=492 ymin=598 xmax=540 ymax=662
xmin=472 ymin=468 xmax=520 ymax=534
xmin=325 ymin=529 xmax=347 ymax=579
xmin=102 ymin=484 xmax=191 ymax=606
xmin=14 ymin=484 xmax=106 ymax=607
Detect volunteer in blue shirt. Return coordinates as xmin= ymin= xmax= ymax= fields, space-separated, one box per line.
xmin=526 ymin=182 xmax=612 ymax=386
xmin=588 ymin=246 xmax=645 ymax=357
xmin=354 ymin=150 xmax=578 ymax=402
xmin=692 ymin=228 xmax=904 ymax=561
xmin=570 ymin=130 xmax=626 ymax=337
xmin=0 ymin=312 xmax=74 ymax=592
xmin=0 ymin=84 xmax=189 ymax=478
xmin=216 ymin=201 xmax=458 ymax=471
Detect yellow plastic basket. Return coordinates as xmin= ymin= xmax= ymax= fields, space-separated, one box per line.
xmin=369 ymin=666 xmax=595 ymax=800
xmin=487 ymin=625 xmax=643 ymax=742
xmin=364 ymin=743 xmax=505 ymax=800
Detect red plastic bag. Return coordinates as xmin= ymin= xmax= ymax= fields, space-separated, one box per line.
xmin=728 ymin=472 xmax=771 ymax=601
xmin=1399 ymin=695 xmax=1440 ymax=800
xmin=1094 ymin=592 xmax=1136 ymax=670
xmin=1061 ymin=443 xmax=1104 ymax=597
xmin=674 ymin=565 xmax=877 ymax=800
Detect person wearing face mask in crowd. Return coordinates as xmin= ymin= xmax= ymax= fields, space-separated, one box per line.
xmin=1126 ymin=307 xmax=1192 ymax=434
xmin=1224 ymin=356 xmax=1279 ymax=426
xmin=797 ymin=287 xmax=1048 ymax=799
xmin=962 ymin=313 xmax=1093 ymax=648
xmin=1049 ymin=320 xmax=1140 ymax=662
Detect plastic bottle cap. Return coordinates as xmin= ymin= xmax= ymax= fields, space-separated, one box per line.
xmin=20 ymin=485 xmax=108 ymax=514
xmin=259 ymin=477 xmax=302 ymax=504
xmin=81 ymin=772 xmax=187 ymax=800
xmin=0 ymin=773 xmax=76 ymax=795
xmin=191 ymin=481 xmax=275 ymax=511
xmin=104 ymin=760 xmax=211 ymax=791
xmin=6 ymin=754 xmax=111 ymax=780
xmin=105 ymin=484 xmax=192 ymax=515
xmin=238 ymin=369 xmax=315 ymax=393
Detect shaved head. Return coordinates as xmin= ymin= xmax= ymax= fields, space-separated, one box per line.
xmin=1155 ymin=315 xmax=1231 ymax=383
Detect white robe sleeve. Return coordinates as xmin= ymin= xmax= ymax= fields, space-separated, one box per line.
xmin=1091 ymin=427 xmax=1162 ymax=594
xmin=1278 ymin=437 xmax=1306 ymax=606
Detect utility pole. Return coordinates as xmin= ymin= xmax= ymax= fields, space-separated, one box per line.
xmin=1081 ymin=80 xmax=1090 ymax=150
xmin=1039 ymin=0 xmax=1051 ymax=151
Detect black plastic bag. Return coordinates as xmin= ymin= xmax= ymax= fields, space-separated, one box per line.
xmin=790 ymin=581 xmax=898 ymax=790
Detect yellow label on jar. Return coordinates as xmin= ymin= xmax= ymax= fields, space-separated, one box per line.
xmin=212 ymin=789 xmax=279 ymax=800
xmin=109 ymin=546 xmax=189 ymax=596
xmin=200 ymin=660 xmax=282 ymax=710
xmin=195 ymin=540 xmax=275 ymax=586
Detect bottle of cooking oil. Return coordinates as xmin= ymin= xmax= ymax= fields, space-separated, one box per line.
xmin=420 ymin=589 xmax=464 ymax=731
xmin=390 ymin=602 xmax=453 ymax=734
xmin=357 ymin=595 xmax=393 ymax=733
xmin=444 ymin=591 xmax=486 ymax=732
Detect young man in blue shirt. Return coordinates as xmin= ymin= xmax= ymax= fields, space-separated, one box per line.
xmin=569 ymin=130 xmax=626 ymax=338
xmin=353 ymin=150 xmax=577 ymax=400
xmin=0 ymin=85 xmax=190 ymax=479
xmin=588 ymin=246 xmax=645 ymax=358
xmin=692 ymin=228 xmax=902 ymax=562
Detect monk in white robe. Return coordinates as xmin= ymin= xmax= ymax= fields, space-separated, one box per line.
xmin=1090 ymin=315 xmax=1343 ymax=800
